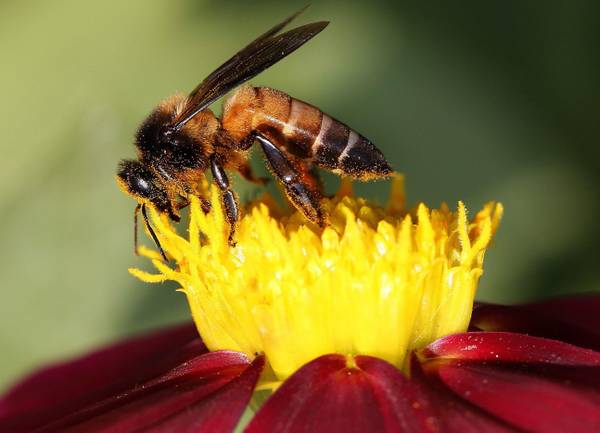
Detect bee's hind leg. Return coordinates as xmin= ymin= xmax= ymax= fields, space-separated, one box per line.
xmin=256 ymin=134 xmax=326 ymax=227
xmin=210 ymin=156 xmax=239 ymax=246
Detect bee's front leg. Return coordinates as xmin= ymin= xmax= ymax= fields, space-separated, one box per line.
xmin=210 ymin=156 xmax=239 ymax=246
xmin=176 ymin=193 xmax=211 ymax=214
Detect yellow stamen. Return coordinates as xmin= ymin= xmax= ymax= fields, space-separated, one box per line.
xmin=131 ymin=174 xmax=502 ymax=381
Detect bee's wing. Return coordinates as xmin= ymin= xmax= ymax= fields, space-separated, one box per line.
xmin=214 ymin=6 xmax=310 ymax=72
xmin=172 ymin=9 xmax=328 ymax=130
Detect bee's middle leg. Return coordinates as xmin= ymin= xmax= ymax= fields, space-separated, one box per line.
xmin=237 ymin=161 xmax=270 ymax=185
xmin=210 ymin=156 xmax=239 ymax=245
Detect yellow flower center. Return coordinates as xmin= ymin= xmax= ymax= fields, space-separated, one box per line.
xmin=130 ymin=175 xmax=502 ymax=382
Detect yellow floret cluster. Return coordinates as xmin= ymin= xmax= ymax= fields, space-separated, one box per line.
xmin=131 ymin=176 xmax=502 ymax=381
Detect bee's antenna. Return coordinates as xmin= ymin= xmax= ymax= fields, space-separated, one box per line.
xmin=134 ymin=204 xmax=141 ymax=256
xmin=141 ymin=204 xmax=168 ymax=262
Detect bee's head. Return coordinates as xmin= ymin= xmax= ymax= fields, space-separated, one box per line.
xmin=116 ymin=160 xmax=179 ymax=221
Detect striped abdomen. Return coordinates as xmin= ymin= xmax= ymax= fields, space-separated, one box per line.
xmin=222 ymin=86 xmax=391 ymax=180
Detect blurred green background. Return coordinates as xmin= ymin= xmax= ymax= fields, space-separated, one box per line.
xmin=1 ymin=0 xmax=599 ymax=390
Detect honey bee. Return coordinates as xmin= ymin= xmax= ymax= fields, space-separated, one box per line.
xmin=117 ymin=7 xmax=392 ymax=259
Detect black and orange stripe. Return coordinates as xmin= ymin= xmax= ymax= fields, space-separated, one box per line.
xmin=222 ymin=86 xmax=391 ymax=180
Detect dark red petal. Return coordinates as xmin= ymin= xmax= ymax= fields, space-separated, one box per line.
xmin=0 ymin=324 xmax=263 ymax=433
xmin=421 ymin=331 xmax=600 ymax=366
xmin=0 ymin=322 xmax=202 ymax=427
xmin=38 ymin=352 xmax=264 ymax=433
xmin=471 ymin=294 xmax=600 ymax=351
xmin=419 ymin=332 xmax=600 ymax=433
xmin=142 ymin=355 xmax=262 ymax=433
xmin=245 ymin=354 xmax=516 ymax=433
xmin=435 ymin=362 xmax=600 ymax=433
xmin=406 ymin=358 xmax=518 ymax=433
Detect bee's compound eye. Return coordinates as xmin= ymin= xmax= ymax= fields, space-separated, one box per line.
xmin=128 ymin=172 xmax=158 ymax=199
xmin=116 ymin=160 xmax=157 ymax=199
xmin=135 ymin=177 xmax=151 ymax=192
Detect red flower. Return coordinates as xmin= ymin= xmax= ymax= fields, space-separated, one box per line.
xmin=2 ymin=295 xmax=599 ymax=433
